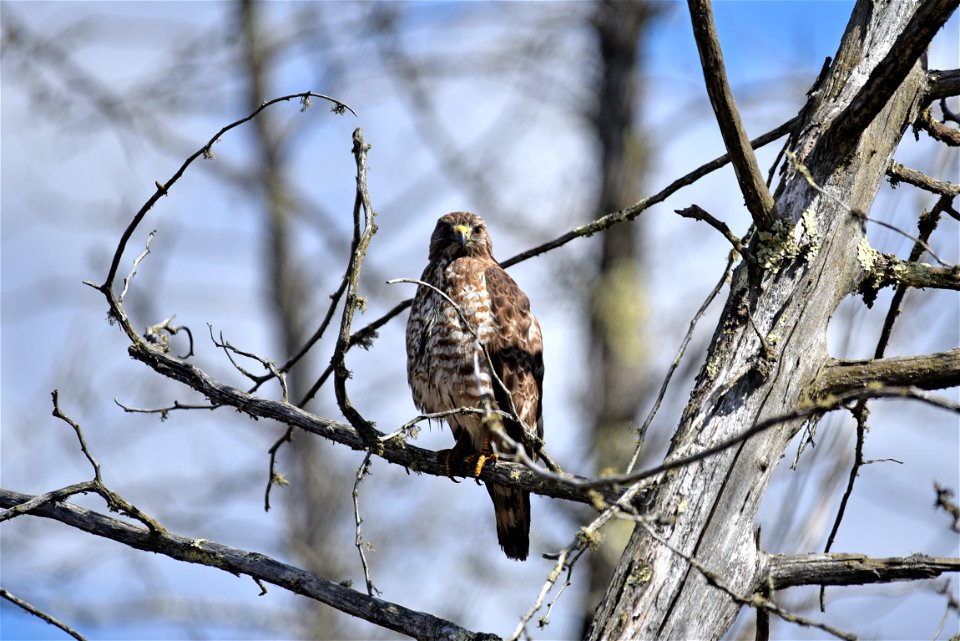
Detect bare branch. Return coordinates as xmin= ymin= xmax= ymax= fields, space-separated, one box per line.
xmin=500 ymin=117 xmax=797 ymax=269
xmin=97 ymin=91 xmax=354 ymax=297
xmin=328 ymin=128 xmax=380 ymax=444
xmin=812 ymin=349 xmax=960 ymax=399
xmin=0 ymin=588 xmax=88 ymax=641
xmin=926 ymin=68 xmax=960 ymax=102
xmin=0 ymin=489 xmax=499 ymax=641
xmin=934 ymin=482 xmax=960 ymax=533
xmin=118 ymin=229 xmax=156 ymax=304
xmin=686 ymin=0 xmax=776 ymax=230
xmin=887 ymin=160 xmax=960 ymax=196
xmin=765 ymin=553 xmax=960 ymax=589
xmin=352 ymin=451 xmax=379 ymax=597
xmin=127 ymin=336 xmax=619 ymax=507
xmin=675 ymin=205 xmax=753 ymax=263
xmin=561 ymin=386 xmax=960 ymax=492
xmin=625 ymin=253 xmax=737 ymax=474
xmin=916 ymin=106 xmax=960 ymax=146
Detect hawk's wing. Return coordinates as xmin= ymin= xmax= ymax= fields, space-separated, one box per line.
xmin=484 ymin=263 xmax=544 ymax=451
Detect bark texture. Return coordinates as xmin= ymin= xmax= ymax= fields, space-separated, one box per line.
xmin=587 ymin=2 xmax=947 ymax=638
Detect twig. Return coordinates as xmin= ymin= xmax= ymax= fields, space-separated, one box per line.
xmin=820 ymin=400 xmax=868 ymax=612
xmin=114 ymin=398 xmax=218 ymax=420
xmin=876 ymin=200 xmax=945 ymax=350
xmin=0 ymin=481 xmax=98 ymax=524
xmin=0 ymin=588 xmax=88 ymax=641
xmin=934 ymin=482 xmax=960 ymax=533
xmin=507 ymin=482 xmax=649 ymax=641
xmin=686 ymin=0 xmax=776 ymax=230
xmin=50 ymin=391 xmax=167 ymax=535
xmin=209 ymin=327 xmax=288 ymax=402
xmin=352 ymin=451 xmax=379 ymax=597
xmin=625 ymin=253 xmax=736 ymax=474
xmin=263 ymin=426 xmax=293 ymax=512
xmin=328 ymin=128 xmax=380 ymax=444
xmin=144 ymin=316 xmax=194 ymax=359
xmin=676 ymin=205 xmax=753 ymax=263
xmin=118 ymin=229 xmax=156 ymax=304
xmin=97 ymin=91 xmax=354 ymax=296
xmin=500 ymin=118 xmax=797 ymax=269
xmin=887 ymin=161 xmax=960 ymax=197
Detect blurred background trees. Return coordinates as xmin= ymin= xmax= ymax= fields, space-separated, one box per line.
xmin=2 ymin=2 xmax=956 ymax=639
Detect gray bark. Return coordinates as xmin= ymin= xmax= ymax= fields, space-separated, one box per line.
xmin=586 ymin=1 xmax=954 ymax=639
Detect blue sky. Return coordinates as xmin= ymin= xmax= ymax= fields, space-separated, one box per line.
xmin=2 ymin=2 xmax=957 ymax=640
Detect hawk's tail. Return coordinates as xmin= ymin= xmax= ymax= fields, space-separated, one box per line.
xmin=487 ymin=482 xmax=531 ymax=561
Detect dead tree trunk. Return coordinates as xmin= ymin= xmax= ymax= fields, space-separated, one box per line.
xmin=588 ymin=1 xmax=958 ymax=638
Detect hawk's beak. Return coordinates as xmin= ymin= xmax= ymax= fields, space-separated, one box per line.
xmin=454 ymin=224 xmax=471 ymax=247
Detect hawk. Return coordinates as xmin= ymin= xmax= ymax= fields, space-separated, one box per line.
xmin=406 ymin=212 xmax=544 ymax=561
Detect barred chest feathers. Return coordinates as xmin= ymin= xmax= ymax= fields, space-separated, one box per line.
xmin=406 ymin=256 xmax=497 ymax=416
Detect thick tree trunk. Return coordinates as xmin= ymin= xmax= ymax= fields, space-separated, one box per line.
xmin=587 ymin=2 xmax=941 ymax=638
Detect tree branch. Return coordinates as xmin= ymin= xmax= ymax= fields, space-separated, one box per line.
xmin=823 ymin=0 xmax=958 ymax=152
xmin=0 ymin=489 xmax=499 ymax=641
xmin=686 ymin=0 xmax=776 ymax=230
xmin=915 ymin=106 xmax=960 ymax=146
xmin=0 ymin=588 xmax=88 ymax=641
xmin=887 ymin=160 xmax=960 ymax=197
xmin=329 ymin=128 xmax=379 ymax=443
xmin=812 ymin=349 xmax=960 ymax=399
xmin=926 ymin=68 xmax=960 ymax=102
xmin=764 ymin=553 xmax=960 ymax=590
xmin=126 ymin=339 xmax=621 ymax=508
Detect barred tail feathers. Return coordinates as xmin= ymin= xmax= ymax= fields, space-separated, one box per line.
xmin=487 ymin=482 xmax=531 ymax=561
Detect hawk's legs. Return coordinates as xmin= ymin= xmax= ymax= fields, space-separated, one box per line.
xmin=438 ymin=433 xmax=497 ymax=484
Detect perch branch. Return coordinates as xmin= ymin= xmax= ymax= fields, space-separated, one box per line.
xmin=126 ymin=337 xmax=621 ymax=507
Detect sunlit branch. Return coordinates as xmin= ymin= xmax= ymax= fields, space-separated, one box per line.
xmin=686 ymin=0 xmax=776 ymax=230
xmin=765 ymin=553 xmax=960 ymax=589
xmin=812 ymin=349 xmax=960 ymax=399
xmin=0 ymin=489 xmax=499 ymax=641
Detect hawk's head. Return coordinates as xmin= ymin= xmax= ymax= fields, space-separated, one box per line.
xmin=428 ymin=212 xmax=494 ymax=262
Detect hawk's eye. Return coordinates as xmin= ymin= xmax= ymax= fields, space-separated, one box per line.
xmin=473 ymin=224 xmax=484 ymax=234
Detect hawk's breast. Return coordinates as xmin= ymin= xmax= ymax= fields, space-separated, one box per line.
xmin=406 ymin=257 xmax=498 ymax=416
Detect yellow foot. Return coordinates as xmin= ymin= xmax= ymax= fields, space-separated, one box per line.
xmin=436 ymin=442 xmax=498 ymax=482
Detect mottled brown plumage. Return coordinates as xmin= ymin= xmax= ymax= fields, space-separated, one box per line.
xmin=406 ymin=212 xmax=544 ymax=561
